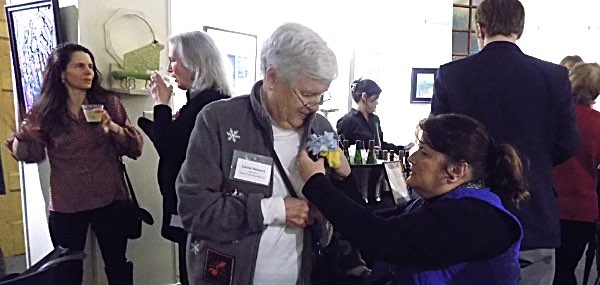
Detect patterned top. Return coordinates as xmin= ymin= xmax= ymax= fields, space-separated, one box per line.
xmin=8 ymin=93 xmax=143 ymax=213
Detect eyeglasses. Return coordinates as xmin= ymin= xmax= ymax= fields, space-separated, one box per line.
xmin=292 ymin=89 xmax=332 ymax=109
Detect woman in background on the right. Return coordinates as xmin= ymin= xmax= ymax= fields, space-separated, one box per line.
xmin=559 ymin=55 xmax=583 ymax=70
xmin=553 ymin=62 xmax=600 ymax=285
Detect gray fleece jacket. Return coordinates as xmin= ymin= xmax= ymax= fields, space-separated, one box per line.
xmin=176 ymin=80 xmax=335 ymax=285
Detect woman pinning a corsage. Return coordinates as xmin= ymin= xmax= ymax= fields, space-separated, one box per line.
xmin=298 ymin=113 xmax=527 ymax=285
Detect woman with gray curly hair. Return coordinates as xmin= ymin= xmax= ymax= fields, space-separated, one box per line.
xmin=176 ymin=23 xmax=340 ymax=285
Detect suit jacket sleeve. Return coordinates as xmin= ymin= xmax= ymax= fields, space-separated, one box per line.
xmin=430 ymin=68 xmax=449 ymax=115
xmin=551 ymin=68 xmax=580 ymax=165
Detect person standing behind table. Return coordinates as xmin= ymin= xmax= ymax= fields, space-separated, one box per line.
xmin=298 ymin=113 xmax=527 ymax=285
xmin=430 ymin=0 xmax=580 ymax=283
xmin=560 ymin=55 xmax=583 ymax=70
xmin=4 ymin=43 xmax=143 ymax=285
xmin=176 ymin=22 xmax=339 ymax=285
xmin=336 ymin=79 xmax=413 ymax=155
xmin=552 ymin=63 xmax=600 ymax=285
xmin=145 ymin=31 xmax=232 ymax=285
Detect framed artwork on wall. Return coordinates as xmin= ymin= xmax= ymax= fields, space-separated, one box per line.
xmin=410 ymin=68 xmax=437 ymax=103
xmin=203 ymin=26 xmax=257 ymax=97
xmin=0 ymin=152 xmax=4 ymax=195
xmin=5 ymin=0 xmax=61 ymax=119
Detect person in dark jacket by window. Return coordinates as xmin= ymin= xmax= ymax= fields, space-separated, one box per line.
xmin=431 ymin=1 xmax=580 ymax=283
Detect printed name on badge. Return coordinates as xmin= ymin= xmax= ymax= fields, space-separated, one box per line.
xmin=233 ymin=158 xmax=272 ymax=185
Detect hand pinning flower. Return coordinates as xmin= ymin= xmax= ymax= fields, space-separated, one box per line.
xmin=306 ymin=131 xmax=340 ymax=168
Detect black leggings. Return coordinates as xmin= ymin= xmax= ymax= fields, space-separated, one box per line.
xmin=553 ymin=219 xmax=596 ymax=285
xmin=49 ymin=201 xmax=130 ymax=285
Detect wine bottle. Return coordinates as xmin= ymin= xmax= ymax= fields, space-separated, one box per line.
xmin=343 ymin=140 xmax=350 ymax=162
xmin=373 ymin=122 xmax=382 ymax=149
xmin=366 ymin=140 xmax=376 ymax=164
xmin=389 ymin=150 xmax=395 ymax=161
xmin=404 ymin=150 xmax=411 ymax=178
xmin=382 ymin=150 xmax=389 ymax=161
xmin=353 ymin=140 xmax=363 ymax=165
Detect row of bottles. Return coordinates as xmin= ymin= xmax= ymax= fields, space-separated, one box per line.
xmin=338 ymin=134 xmax=412 ymax=179
xmin=340 ymin=137 xmax=398 ymax=165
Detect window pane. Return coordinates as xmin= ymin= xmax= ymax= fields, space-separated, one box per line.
xmin=470 ymin=32 xmax=479 ymax=54
xmin=471 ymin=9 xmax=477 ymax=31
xmin=453 ymin=55 xmax=467 ymax=61
xmin=453 ymin=0 xmax=469 ymax=4
xmin=452 ymin=32 xmax=469 ymax=54
xmin=473 ymin=0 xmax=484 ymax=5
xmin=453 ymin=7 xmax=469 ymax=30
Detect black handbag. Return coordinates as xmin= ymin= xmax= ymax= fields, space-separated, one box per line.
xmin=120 ymin=160 xmax=154 ymax=239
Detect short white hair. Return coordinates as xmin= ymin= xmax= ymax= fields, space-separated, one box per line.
xmin=260 ymin=23 xmax=338 ymax=86
xmin=170 ymin=31 xmax=232 ymax=95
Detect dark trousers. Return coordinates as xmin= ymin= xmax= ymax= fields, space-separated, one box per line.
xmin=49 ymin=201 xmax=131 ymax=285
xmin=553 ymin=220 xmax=596 ymax=285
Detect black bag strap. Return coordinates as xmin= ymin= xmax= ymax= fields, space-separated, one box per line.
xmin=258 ymin=121 xmax=300 ymax=198
xmin=266 ymin=143 xmax=298 ymax=199
xmin=120 ymin=158 xmax=140 ymax=208
xmin=262 ymin=126 xmax=333 ymax=251
xmin=262 ymin=126 xmax=321 ymax=198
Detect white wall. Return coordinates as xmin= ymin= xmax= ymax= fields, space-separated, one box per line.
xmin=170 ymin=0 xmax=600 ymax=146
xmin=519 ymin=0 xmax=600 ymax=64
xmin=170 ymin=0 xmax=452 ymax=146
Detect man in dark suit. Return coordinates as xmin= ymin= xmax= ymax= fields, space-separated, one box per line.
xmin=430 ymin=0 xmax=580 ymax=284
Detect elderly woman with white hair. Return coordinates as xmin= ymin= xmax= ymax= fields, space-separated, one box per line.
xmin=147 ymin=31 xmax=232 ymax=285
xmin=176 ymin=23 xmax=338 ymax=285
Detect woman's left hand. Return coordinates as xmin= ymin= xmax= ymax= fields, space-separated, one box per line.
xmin=99 ymin=109 xmax=122 ymax=135
xmin=298 ymin=149 xmax=325 ymax=181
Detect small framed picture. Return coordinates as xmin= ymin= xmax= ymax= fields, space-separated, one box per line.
xmin=203 ymin=26 xmax=257 ymax=97
xmin=410 ymin=68 xmax=438 ymax=103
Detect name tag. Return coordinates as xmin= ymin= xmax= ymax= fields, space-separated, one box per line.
xmin=230 ymin=150 xmax=273 ymax=186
